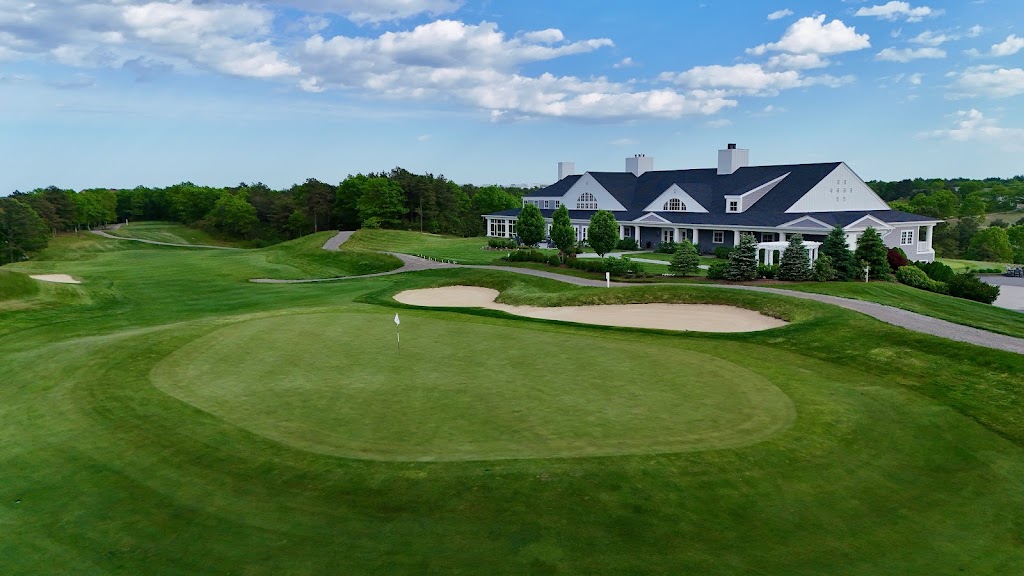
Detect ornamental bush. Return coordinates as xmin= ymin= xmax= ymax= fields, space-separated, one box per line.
xmin=947 ymin=272 xmax=1000 ymax=304
xmin=886 ymin=247 xmax=910 ymax=273
xmin=616 ymin=238 xmax=639 ymax=251
xmin=813 ymin=254 xmax=836 ymax=282
xmin=896 ymin=265 xmax=947 ymax=294
xmin=757 ymin=264 xmax=779 ymax=279
xmin=855 ymin=227 xmax=892 ymax=281
xmin=714 ymin=246 xmax=734 ymax=260
xmin=668 ymin=241 xmax=700 ymax=276
xmin=724 ymin=234 xmax=758 ymax=281
xmin=913 ymin=260 xmax=955 ymax=283
xmin=706 ymin=261 xmax=728 ymax=280
xmin=657 ymin=241 xmax=677 ymax=254
xmin=778 ymin=234 xmax=811 ymax=281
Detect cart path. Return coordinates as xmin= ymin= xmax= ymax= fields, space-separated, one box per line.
xmin=249 ymin=231 xmax=1024 ymax=354
xmin=90 ymin=226 xmax=241 ymax=250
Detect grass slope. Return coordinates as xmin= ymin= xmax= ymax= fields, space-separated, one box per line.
xmin=343 ymin=228 xmax=504 ymax=264
xmin=1 ymin=234 xmax=1024 ymax=574
xmin=107 ymin=220 xmax=244 ymax=247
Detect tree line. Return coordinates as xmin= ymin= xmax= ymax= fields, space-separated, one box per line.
xmin=0 ymin=169 xmax=535 ymax=264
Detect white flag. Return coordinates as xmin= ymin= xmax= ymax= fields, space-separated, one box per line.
xmin=394 ymin=313 xmax=400 ymax=326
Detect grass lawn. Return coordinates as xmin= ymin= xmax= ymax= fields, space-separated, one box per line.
xmin=343 ymin=228 xmax=505 ymax=264
xmin=107 ymin=220 xmax=245 ymax=247
xmin=1 ymin=232 xmax=1024 ymax=574
xmin=939 ymin=257 xmax=1012 ymax=273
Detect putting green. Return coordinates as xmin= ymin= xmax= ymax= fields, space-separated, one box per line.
xmin=151 ymin=312 xmax=795 ymax=461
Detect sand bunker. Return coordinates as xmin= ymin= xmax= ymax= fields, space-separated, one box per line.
xmin=30 ymin=274 xmax=80 ymax=284
xmin=394 ymin=286 xmax=787 ymax=333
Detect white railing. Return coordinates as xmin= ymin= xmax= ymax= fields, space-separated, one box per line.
xmin=918 ymin=241 xmax=933 ymax=253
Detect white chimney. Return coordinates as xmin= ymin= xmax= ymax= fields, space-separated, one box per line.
xmin=625 ymin=154 xmax=653 ymax=177
xmin=717 ymin=143 xmax=749 ymax=175
xmin=557 ymin=161 xmax=575 ymax=181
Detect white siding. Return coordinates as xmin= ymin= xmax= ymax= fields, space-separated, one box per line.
xmin=641 ymin=184 xmax=709 ymax=213
xmin=562 ymin=173 xmax=627 ymax=211
xmin=786 ymin=163 xmax=890 ymax=213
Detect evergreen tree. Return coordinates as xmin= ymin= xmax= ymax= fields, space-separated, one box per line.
xmin=587 ymin=210 xmax=619 ymax=256
xmin=778 ymin=234 xmax=811 ymax=281
xmin=668 ymin=240 xmax=700 ymax=276
xmin=821 ymin=226 xmax=858 ymax=280
xmin=855 ymin=227 xmax=891 ymax=280
xmin=0 ymin=197 xmax=50 ymax=264
xmin=516 ymin=203 xmax=545 ymax=246
xmin=724 ymin=233 xmax=758 ymax=281
xmin=550 ymin=204 xmax=576 ymax=261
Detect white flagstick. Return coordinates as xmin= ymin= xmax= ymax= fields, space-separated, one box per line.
xmin=394 ymin=313 xmax=401 ymax=354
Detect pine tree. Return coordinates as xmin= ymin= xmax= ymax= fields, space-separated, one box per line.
xmin=778 ymin=234 xmax=812 ymax=281
xmin=821 ymin=226 xmax=858 ymax=280
xmin=724 ymin=233 xmax=758 ymax=281
xmin=669 ymin=240 xmax=700 ymax=276
xmin=855 ymin=226 xmax=892 ymax=280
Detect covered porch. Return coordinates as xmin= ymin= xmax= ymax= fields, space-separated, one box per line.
xmin=756 ymin=240 xmax=822 ymax=265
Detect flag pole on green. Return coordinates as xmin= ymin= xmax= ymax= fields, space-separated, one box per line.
xmin=394 ymin=313 xmax=401 ymax=354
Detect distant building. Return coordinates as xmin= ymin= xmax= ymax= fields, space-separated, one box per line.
xmin=484 ymin=144 xmax=939 ymax=262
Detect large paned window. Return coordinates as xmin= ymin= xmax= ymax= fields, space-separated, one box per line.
xmin=713 ymin=230 xmax=725 ymax=244
xmin=900 ymin=230 xmax=914 ymax=245
xmin=576 ymin=192 xmax=598 ymax=210
xmin=489 ymin=219 xmax=507 ymax=237
xmin=663 ymin=198 xmax=685 ymax=211
xmin=662 ymin=229 xmax=675 ymax=243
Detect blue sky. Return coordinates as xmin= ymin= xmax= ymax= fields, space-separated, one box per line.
xmin=1 ymin=0 xmax=1022 ymax=192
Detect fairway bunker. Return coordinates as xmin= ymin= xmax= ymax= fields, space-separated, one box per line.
xmin=394 ymin=286 xmax=787 ymax=332
xmin=29 ymin=274 xmax=80 ymax=284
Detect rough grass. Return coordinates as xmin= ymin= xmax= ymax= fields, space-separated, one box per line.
xmin=1 ymin=235 xmax=1024 ymax=574
xmin=343 ymin=228 xmax=504 ymax=264
xmin=107 ymin=220 xmax=244 ymax=247
xmin=939 ymin=257 xmax=1013 ymax=272
xmin=0 ymin=269 xmax=38 ymax=301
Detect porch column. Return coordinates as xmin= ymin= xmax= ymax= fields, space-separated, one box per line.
xmin=733 ymin=230 xmax=741 ymax=246
xmin=674 ymin=228 xmax=680 ymax=243
xmin=926 ymin=224 xmax=935 ymax=251
xmin=619 ymin=225 xmax=624 ymax=240
xmin=691 ymin=228 xmax=699 ymax=245
xmin=485 ymin=218 xmax=492 ymax=237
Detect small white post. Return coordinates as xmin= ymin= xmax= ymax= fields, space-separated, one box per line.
xmin=606 ymin=271 xmax=610 ymax=288
xmin=864 ymin=264 xmax=870 ymax=283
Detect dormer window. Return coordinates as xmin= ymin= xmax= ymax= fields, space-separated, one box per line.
xmin=728 ymin=200 xmax=739 ymax=212
xmin=576 ymin=192 xmax=597 ymax=210
xmin=663 ymin=198 xmax=686 ymax=211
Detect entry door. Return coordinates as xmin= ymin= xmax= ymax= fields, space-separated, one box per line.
xmin=662 ymin=228 xmax=674 ymax=243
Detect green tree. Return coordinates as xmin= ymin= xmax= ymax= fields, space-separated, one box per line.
xmin=813 ymin=254 xmax=836 ymax=281
xmin=587 ymin=210 xmax=618 ymax=256
xmin=967 ymin=226 xmax=1013 ymax=262
xmin=778 ymin=234 xmax=811 ymax=281
xmin=517 ymin=203 xmax=545 ymax=247
xmin=820 ymin=227 xmax=858 ymax=280
xmin=0 ymin=198 xmax=49 ymax=263
xmin=550 ymin=204 xmax=575 ymax=261
xmin=357 ymin=177 xmax=408 ymax=228
xmin=1007 ymin=225 xmax=1024 ymax=264
xmin=668 ymin=240 xmax=700 ymax=276
xmin=209 ymin=193 xmax=259 ymax=238
xmin=724 ymin=233 xmax=758 ymax=281
xmin=855 ymin=227 xmax=891 ymax=280
xmin=471 ymin=185 xmax=520 ymax=215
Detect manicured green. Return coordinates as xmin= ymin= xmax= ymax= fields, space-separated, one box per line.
xmin=343 ymin=228 xmax=504 ymax=264
xmin=1 ymin=232 xmax=1024 ymax=574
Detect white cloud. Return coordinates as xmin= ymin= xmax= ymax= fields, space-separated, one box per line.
xmin=300 ymin=20 xmax=735 ymax=120
xmin=261 ymin=0 xmax=462 ymax=24
xmin=908 ymin=72 xmax=923 ymax=85
xmin=923 ymin=109 xmax=1024 ymax=148
xmin=991 ymin=35 xmax=1024 ymax=57
xmin=748 ymin=15 xmax=870 ymax=56
xmin=909 ymin=30 xmax=953 ymax=46
xmin=855 ymin=2 xmax=940 ymax=23
xmin=767 ymin=9 xmax=793 ymax=21
xmin=876 ymin=47 xmax=945 ymax=62
xmin=612 ymin=57 xmax=635 ymax=69
xmin=706 ymin=118 xmax=732 ymax=128
xmin=660 ymin=62 xmax=852 ymax=96
xmin=765 ymin=53 xmax=830 ymax=70
xmin=953 ymin=66 xmax=1024 ymax=98
xmin=966 ymin=25 xmax=983 ymax=38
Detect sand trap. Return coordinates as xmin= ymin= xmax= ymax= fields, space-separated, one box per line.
xmin=394 ymin=286 xmax=787 ymax=333
xmin=30 ymin=274 xmax=80 ymax=284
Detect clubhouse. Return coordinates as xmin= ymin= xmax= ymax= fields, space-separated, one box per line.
xmin=484 ymin=144 xmax=940 ymax=263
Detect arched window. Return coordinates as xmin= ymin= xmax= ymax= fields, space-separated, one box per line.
xmin=576 ymin=192 xmax=597 ymax=210
xmin=663 ymin=198 xmax=686 ymax=211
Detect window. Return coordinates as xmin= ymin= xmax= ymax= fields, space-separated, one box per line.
xmin=554 ymin=200 xmax=561 ymax=208
xmin=728 ymin=200 xmax=738 ymax=212
xmin=576 ymin=192 xmax=598 ymax=210
xmin=576 ymin=225 xmax=588 ymax=242
xmin=713 ymin=230 xmax=724 ymax=244
xmin=489 ymin=219 xmax=507 ymax=237
xmin=543 ymin=199 xmax=550 ymax=209
xmin=900 ymin=230 xmax=914 ymax=245
xmin=509 ymin=220 xmax=516 ymax=238
xmin=663 ymin=198 xmax=686 ymax=211
xmin=760 ymin=232 xmax=775 ymax=243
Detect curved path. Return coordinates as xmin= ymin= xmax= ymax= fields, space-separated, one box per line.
xmin=90 ymin=226 xmax=240 ymax=250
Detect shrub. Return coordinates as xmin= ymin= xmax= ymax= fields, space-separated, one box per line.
xmin=757 ymin=264 xmax=779 ymax=279
xmin=855 ymin=227 xmax=892 ymax=280
xmin=714 ymin=246 xmax=734 ymax=260
xmin=947 ymin=272 xmax=1000 ymax=304
xmin=668 ymin=241 xmax=700 ymax=276
xmin=725 ymin=234 xmax=758 ymax=281
xmin=606 ymin=256 xmax=647 ymax=278
xmin=657 ymin=241 xmax=677 ymax=254
xmin=488 ymin=238 xmax=517 ymax=250
xmin=813 ymin=255 xmax=836 ymax=282
xmin=914 ymin=260 xmax=955 ymax=283
xmin=706 ymin=261 xmax=728 ymax=280
xmin=896 ymin=265 xmax=947 ymax=294
xmin=616 ymin=238 xmax=639 ymax=251
xmin=778 ymin=234 xmax=811 ymax=281
xmin=886 ymin=247 xmax=910 ymax=273
xmin=547 ymin=254 xmax=562 ymax=266
xmin=361 ymin=216 xmax=382 ymax=229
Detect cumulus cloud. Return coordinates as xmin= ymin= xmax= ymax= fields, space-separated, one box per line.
xmin=660 ymin=62 xmax=851 ymax=96
xmin=748 ymin=15 xmax=870 ymax=56
xmin=952 ymin=66 xmax=1024 ymax=98
xmin=855 ymin=2 xmax=940 ymax=23
xmin=909 ymin=30 xmax=954 ymax=46
xmin=767 ymin=9 xmax=793 ymax=21
xmin=876 ymin=46 xmax=945 ymax=62
xmin=923 ymin=109 xmax=1024 ymax=148
xmin=259 ymin=0 xmax=462 ymax=24
xmin=765 ymin=52 xmax=830 ymax=70
xmin=299 ymin=20 xmax=734 ymax=120
xmin=991 ymin=35 xmax=1024 ymax=57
